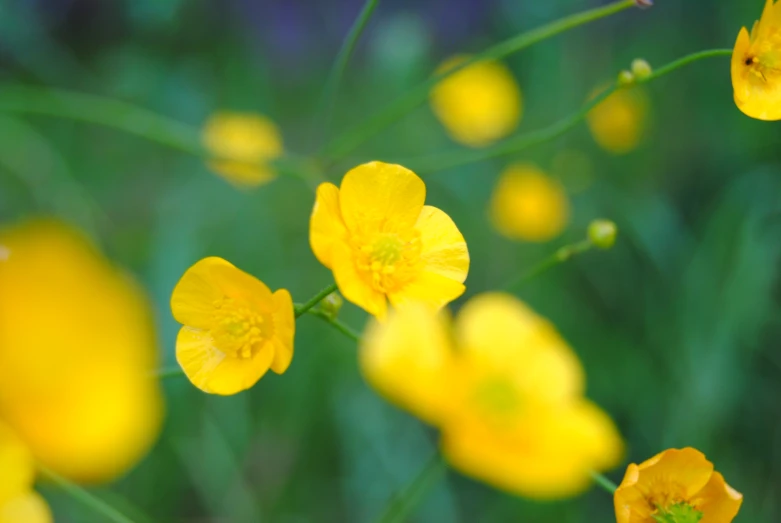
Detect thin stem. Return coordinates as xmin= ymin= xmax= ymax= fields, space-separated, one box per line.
xmin=153 ymin=367 xmax=185 ymax=379
xmin=38 ymin=465 xmax=139 ymax=523
xmin=321 ymin=0 xmax=637 ymax=161
xmin=504 ymin=239 xmax=593 ymax=290
xmin=374 ymin=453 xmax=447 ymax=523
xmin=590 ymin=470 xmax=618 ymax=494
xmin=295 ymin=282 xmax=339 ymax=318
xmin=304 ymin=308 xmax=362 ymax=343
xmin=639 ymin=48 xmax=732 ymax=83
xmin=317 ymin=0 xmax=380 ymax=137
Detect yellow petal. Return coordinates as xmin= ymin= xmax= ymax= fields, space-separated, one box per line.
xmin=0 ymin=492 xmax=52 ymax=523
xmin=331 ymin=242 xmax=387 ymax=320
xmin=360 ymin=305 xmax=454 ymax=425
xmin=338 ymin=162 xmax=426 ymax=235
xmin=587 ymin=86 xmax=648 ymax=154
xmin=202 ymin=112 xmax=282 ymax=163
xmin=269 ymin=289 xmax=295 ymax=374
xmin=207 ymin=160 xmax=276 ymax=187
xmin=416 ymin=205 xmax=469 ymax=282
xmin=731 ymin=25 xmax=781 ymax=120
xmin=614 ymin=464 xmax=652 ymax=523
xmin=388 ymin=271 xmax=465 ymax=312
xmin=695 ymin=472 xmax=743 ymax=523
xmin=309 ymin=183 xmax=348 ymax=269
xmin=0 ymin=424 xmax=34 ymax=501
xmin=176 ymin=327 xmax=274 ymax=395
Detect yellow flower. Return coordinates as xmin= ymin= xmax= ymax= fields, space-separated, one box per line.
xmin=587 ymin=86 xmax=649 ymax=154
xmin=614 ymin=447 xmax=743 ymax=523
xmin=429 ymin=56 xmax=522 ymax=147
xmin=0 ymin=424 xmax=51 ymax=523
xmin=171 ymin=257 xmax=295 ymax=395
xmin=309 ymin=161 xmax=470 ymax=320
xmin=0 ymin=220 xmax=163 ymax=484
xmin=732 ymin=0 xmax=781 ymax=120
xmin=360 ymin=293 xmax=623 ymax=499
xmin=490 ymin=163 xmax=569 ymax=242
xmin=202 ymin=112 xmax=283 ymax=186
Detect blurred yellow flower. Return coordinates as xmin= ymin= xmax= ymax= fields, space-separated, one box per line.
xmin=429 ymin=55 xmax=522 ymax=147
xmin=587 ymin=86 xmax=649 ymax=154
xmin=614 ymin=447 xmax=743 ymax=523
xmin=171 ymin=257 xmax=295 ymax=395
xmin=202 ymin=112 xmax=283 ymax=186
xmin=361 ymin=293 xmax=623 ymax=499
xmin=0 ymin=423 xmax=51 ymax=523
xmin=309 ymin=161 xmax=469 ymax=320
xmin=490 ymin=163 xmax=569 ymax=242
xmin=732 ymin=0 xmax=781 ymax=120
xmin=0 ymin=220 xmax=163 ymax=484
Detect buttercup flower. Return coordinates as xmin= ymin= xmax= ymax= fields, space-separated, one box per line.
xmin=490 ymin=163 xmax=569 ymax=242
xmin=171 ymin=257 xmax=295 ymax=395
xmin=202 ymin=112 xmax=283 ymax=186
xmin=0 ymin=423 xmax=51 ymax=523
xmin=361 ymin=293 xmax=623 ymax=498
xmin=614 ymin=447 xmax=743 ymax=523
xmin=732 ymin=0 xmax=781 ymax=120
xmin=429 ymin=55 xmax=522 ymax=147
xmin=0 ymin=220 xmax=163 ymax=484
xmin=587 ymin=86 xmax=649 ymax=154
xmin=310 ymin=161 xmax=469 ymax=320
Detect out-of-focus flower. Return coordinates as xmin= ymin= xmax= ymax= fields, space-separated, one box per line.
xmin=202 ymin=112 xmax=283 ymax=186
xmin=732 ymin=0 xmax=781 ymax=120
xmin=171 ymin=257 xmax=295 ymax=395
xmin=361 ymin=293 xmax=623 ymax=499
xmin=614 ymin=447 xmax=743 ymax=523
xmin=309 ymin=161 xmax=469 ymax=320
xmin=587 ymin=86 xmax=649 ymax=154
xmin=0 ymin=423 xmax=51 ymax=523
xmin=0 ymin=220 xmax=163 ymax=484
xmin=490 ymin=163 xmax=569 ymax=242
xmin=429 ymin=55 xmax=522 ymax=147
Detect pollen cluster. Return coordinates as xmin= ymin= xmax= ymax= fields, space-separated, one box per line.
xmin=354 ymin=232 xmax=422 ymax=293
xmin=211 ymin=297 xmax=269 ymax=359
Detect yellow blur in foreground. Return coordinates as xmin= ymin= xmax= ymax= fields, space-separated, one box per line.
xmin=587 ymin=86 xmax=649 ymax=154
xmin=732 ymin=0 xmax=781 ymax=120
xmin=0 ymin=220 xmax=163 ymax=484
xmin=490 ymin=163 xmax=569 ymax=242
xmin=360 ymin=293 xmax=623 ymax=499
xmin=0 ymin=423 xmax=51 ymax=523
xmin=614 ymin=447 xmax=743 ymax=523
xmin=310 ymin=161 xmax=470 ymax=320
xmin=429 ymin=56 xmax=522 ymax=148
xmin=202 ymin=112 xmax=283 ymax=186
xmin=171 ymin=257 xmax=295 ymax=395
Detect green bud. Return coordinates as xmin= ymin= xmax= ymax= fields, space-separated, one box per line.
xmin=319 ymin=291 xmax=343 ymax=320
xmin=587 ymin=219 xmax=618 ymax=249
xmin=617 ymin=69 xmax=635 ymax=87
xmin=631 ymin=58 xmax=653 ymax=80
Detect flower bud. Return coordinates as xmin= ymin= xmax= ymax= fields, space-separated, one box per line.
xmin=631 ymin=59 xmax=653 ymax=81
xmin=588 ymin=219 xmax=618 ymax=249
xmin=617 ymin=70 xmax=635 ymax=87
xmin=634 ymin=0 xmax=653 ymax=7
xmin=319 ymin=291 xmax=344 ymax=320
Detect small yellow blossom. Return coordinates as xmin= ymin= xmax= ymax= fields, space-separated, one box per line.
xmin=171 ymin=257 xmax=295 ymax=395
xmin=361 ymin=294 xmax=623 ymax=499
xmin=0 ymin=424 xmax=51 ymax=523
xmin=587 ymin=86 xmax=649 ymax=154
xmin=614 ymin=447 xmax=743 ymax=523
xmin=309 ymin=161 xmax=469 ymax=320
xmin=202 ymin=112 xmax=283 ymax=186
xmin=490 ymin=163 xmax=569 ymax=242
xmin=0 ymin=220 xmax=163 ymax=484
xmin=429 ymin=55 xmax=522 ymax=147
xmin=732 ymin=0 xmax=781 ymax=120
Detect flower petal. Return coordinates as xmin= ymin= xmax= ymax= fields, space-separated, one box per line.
xmin=388 ymin=271 xmax=465 ymax=312
xmin=416 ymin=205 xmax=469 ymax=282
xmin=637 ymin=448 xmax=714 ymax=502
xmin=310 ymin=183 xmax=348 ymax=269
xmin=0 ymin=423 xmax=34 ymax=500
xmin=0 ymin=492 xmax=52 ymax=523
xmin=270 ymin=289 xmax=295 ymax=374
xmin=207 ymin=160 xmax=276 ymax=187
xmin=339 ymin=162 xmax=426 ymax=234
xmin=331 ymin=243 xmax=387 ymax=320
xmin=614 ymin=464 xmax=652 ymax=523
xmin=695 ymin=472 xmax=743 ymax=523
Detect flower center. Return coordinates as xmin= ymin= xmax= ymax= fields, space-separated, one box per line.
xmin=355 ymin=232 xmax=422 ymax=293
xmin=652 ymin=502 xmax=703 ymax=523
xmin=211 ymin=298 xmax=268 ymax=359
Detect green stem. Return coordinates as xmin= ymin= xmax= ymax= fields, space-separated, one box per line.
xmin=590 ymin=470 xmax=618 ymax=494
xmin=504 ymin=239 xmax=593 ymax=290
xmin=304 ymin=308 xmax=362 ymax=343
xmin=317 ymin=0 xmax=380 ymax=137
xmin=38 ymin=465 xmax=139 ymax=523
xmin=374 ymin=454 xmax=447 ymax=523
xmin=153 ymin=367 xmax=186 ymax=379
xmin=321 ymin=0 xmax=637 ymax=161
xmin=294 ymin=282 xmax=339 ymax=318
xmin=639 ymin=48 xmax=732 ymax=83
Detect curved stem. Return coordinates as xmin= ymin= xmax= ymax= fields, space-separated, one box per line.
xmin=294 ymin=282 xmax=339 ymax=318
xmin=590 ymin=470 xmax=619 ymax=494
xmin=304 ymin=308 xmax=362 ymax=343
xmin=639 ymin=48 xmax=732 ymax=83
xmin=503 ymin=239 xmax=593 ymax=290
xmin=321 ymin=0 xmax=637 ymax=161
xmin=374 ymin=453 xmax=446 ymax=523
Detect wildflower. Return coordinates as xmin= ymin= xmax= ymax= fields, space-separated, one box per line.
xmin=361 ymin=294 xmax=623 ymax=498
xmin=731 ymin=0 xmax=781 ymax=120
xmin=0 ymin=423 xmax=51 ymax=523
xmin=587 ymin=86 xmax=649 ymax=154
xmin=614 ymin=447 xmax=743 ymax=523
xmin=0 ymin=220 xmax=163 ymax=483
xmin=171 ymin=257 xmax=295 ymax=395
xmin=309 ymin=161 xmax=469 ymax=320
xmin=490 ymin=163 xmax=569 ymax=242
xmin=202 ymin=112 xmax=283 ymax=186
xmin=429 ymin=56 xmax=522 ymax=147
